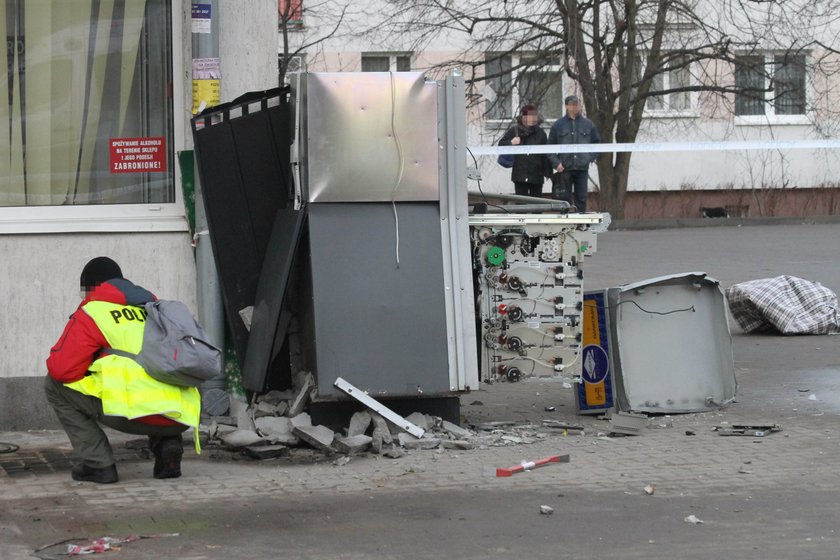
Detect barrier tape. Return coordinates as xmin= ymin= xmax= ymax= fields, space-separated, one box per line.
xmin=469 ymin=139 xmax=840 ymax=156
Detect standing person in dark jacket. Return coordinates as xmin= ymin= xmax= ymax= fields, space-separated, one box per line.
xmin=548 ymin=95 xmax=601 ymax=212
xmin=498 ymin=104 xmax=550 ymax=198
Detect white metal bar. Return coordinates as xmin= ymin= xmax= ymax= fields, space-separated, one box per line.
xmin=333 ymin=377 xmax=425 ymax=438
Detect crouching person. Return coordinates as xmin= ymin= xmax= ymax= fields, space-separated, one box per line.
xmin=45 ymin=257 xmax=201 ymax=484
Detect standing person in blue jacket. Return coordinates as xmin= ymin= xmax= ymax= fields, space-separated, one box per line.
xmin=548 ymin=95 xmax=601 ymax=212
xmin=498 ymin=104 xmax=551 ymax=198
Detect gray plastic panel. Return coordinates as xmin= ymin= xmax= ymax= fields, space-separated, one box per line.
xmin=609 ymin=273 xmax=737 ymax=413
xmin=307 ymin=203 xmax=450 ymax=397
xmin=303 ymin=73 xmax=439 ymax=202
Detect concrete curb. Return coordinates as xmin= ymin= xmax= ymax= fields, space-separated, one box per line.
xmin=610 ymin=214 xmax=840 ymax=231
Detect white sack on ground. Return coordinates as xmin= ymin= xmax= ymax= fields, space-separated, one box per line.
xmin=726 ymin=275 xmax=840 ymax=335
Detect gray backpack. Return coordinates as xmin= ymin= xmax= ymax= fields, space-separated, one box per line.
xmin=107 ymin=300 xmax=222 ymax=387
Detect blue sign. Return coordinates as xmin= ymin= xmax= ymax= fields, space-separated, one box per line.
xmin=582 ymin=344 xmax=609 ymax=384
xmin=192 ymin=4 xmax=211 ymax=19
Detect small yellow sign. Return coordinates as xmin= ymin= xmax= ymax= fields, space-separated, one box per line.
xmin=192 ymin=79 xmax=221 ymax=114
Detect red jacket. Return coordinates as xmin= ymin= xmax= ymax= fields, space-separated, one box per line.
xmin=47 ymin=279 xmax=177 ymax=426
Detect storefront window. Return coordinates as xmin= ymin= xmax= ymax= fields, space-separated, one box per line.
xmin=1 ymin=0 xmax=174 ymax=206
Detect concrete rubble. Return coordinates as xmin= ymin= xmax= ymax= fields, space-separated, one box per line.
xmin=293 ymin=425 xmax=336 ymax=453
xmin=202 ymin=374 xmax=595 ymax=460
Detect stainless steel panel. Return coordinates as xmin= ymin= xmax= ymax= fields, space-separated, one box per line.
xmin=304 ymin=72 xmax=440 ymax=202
xmin=438 ymin=73 xmax=479 ymax=392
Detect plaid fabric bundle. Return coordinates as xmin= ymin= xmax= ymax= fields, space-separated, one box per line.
xmin=726 ymin=275 xmax=840 ymax=335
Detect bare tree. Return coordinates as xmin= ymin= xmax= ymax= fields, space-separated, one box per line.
xmin=371 ymin=0 xmax=840 ymax=218
xmin=278 ymin=0 xmax=350 ymax=84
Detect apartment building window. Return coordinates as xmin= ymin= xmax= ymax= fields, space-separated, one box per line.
xmin=1 ymin=0 xmax=174 ymax=208
xmin=279 ymin=53 xmax=306 ymax=83
xmin=735 ymin=54 xmax=806 ymax=118
xmin=279 ymin=0 xmax=303 ymax=26
xmin=484 ymin=54 xmax=564 ymax=122
xmin=361 ymin=54 xmax=411 ymax=72
xmin=646 ymin=57 xmax=692 ymax=113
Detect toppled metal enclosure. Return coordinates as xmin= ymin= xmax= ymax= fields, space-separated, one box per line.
xmin=602 ymin=272 xmax=737 ymax=414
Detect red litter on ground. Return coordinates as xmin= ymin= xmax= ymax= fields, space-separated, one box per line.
xmin=496 ymin=454 xmax=570 ymax=477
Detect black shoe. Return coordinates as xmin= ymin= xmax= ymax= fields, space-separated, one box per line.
xmin=71 ymin=463 xmax=119 ymax=484
xmin=151 ymin=436 xmax=183 ymax=479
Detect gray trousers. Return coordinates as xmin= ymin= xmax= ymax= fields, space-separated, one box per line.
xmin=44 ymin=376 xmax=187 ymax=468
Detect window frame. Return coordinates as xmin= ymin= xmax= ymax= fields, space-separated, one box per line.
xmin=484 ymin=52 xmax=565 ymax=126
xmin=642 ymin=55 xmax=697 ymax=118
xmin=0 ymin=0 xmax=188 ymax=234
xmin=360 ymin=53 xmax=412 ymax=72
xmin=734 ymin=52 xmax=810 ymax=126
xmin=279 ymin=0 xmax=303 ymax=28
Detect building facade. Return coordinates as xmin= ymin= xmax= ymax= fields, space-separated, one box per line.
xmin=280 ymin=0 xmax=840 ymax=218
xmin=0 ymin=0 xmax=278 ymax=428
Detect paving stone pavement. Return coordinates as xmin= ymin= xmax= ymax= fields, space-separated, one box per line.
xmin=2 ymin=401 xmax=839 ymax=511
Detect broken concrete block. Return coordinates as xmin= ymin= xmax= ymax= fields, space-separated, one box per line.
xmin=288 ymin=372 xmax=315 ymax=417
xmin=290 ymin=413 xmax=312 ymax=429
xmin=255 ymin=416 xmax=293 ymax=438
xmin=441 ymin=440 xmax=474 ymax=450
xmin=244 ymin=444 xmax=289 ymax=460
xmin=609 ymin=411 xmax=649 ymax=436
xmin=293 ymin=425 xmax=336 ymax=453
xmin=397 ymin=433 xmax=441 ymax=450
xmin=333 ymin=434 xmax=373 ymax=454
xmin=253 ymin=401 xmax=285 ymax=418
xmin=229 ymin=398 xmax=254 ymax=431
xmin=405 ymin=412 xmax=432 ymax=431
xmin=259 ymin=390 xmax=294 ymax=405
xmin=371 ymin=430 xmax=384 ymax=453
xmin=348 ymin=411 xmax=372 ymax=437
xmin=220 ymin=429 xmax=264 ymax=448
xmin=441 ymin=420 xmax=473 ymax=439
xmin=370 ymin=412 xmax=393 ymax=445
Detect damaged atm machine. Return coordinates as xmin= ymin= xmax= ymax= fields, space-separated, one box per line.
xmin=191 ymin=72 xmax=609 ymax=426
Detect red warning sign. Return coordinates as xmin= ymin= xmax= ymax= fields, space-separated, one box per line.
xmin=109 ymin=137 xmax=167 ymax=173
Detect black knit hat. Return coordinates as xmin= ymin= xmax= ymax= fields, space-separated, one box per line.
xmin=80 ymin=257 xmax=123 ymax=290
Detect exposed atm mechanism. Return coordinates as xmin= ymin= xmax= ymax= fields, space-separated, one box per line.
xmin=471 ymin=214 xmax=606 ymax=385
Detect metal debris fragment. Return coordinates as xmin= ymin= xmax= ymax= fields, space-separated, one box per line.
xmin=714 ymin=424 xmax=782 ymax=437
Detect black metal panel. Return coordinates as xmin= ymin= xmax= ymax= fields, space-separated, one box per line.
xmin=191 ymin=87 xmax=293 ymax=366
xmin=242 ymin=205 xmax=306 ymax=392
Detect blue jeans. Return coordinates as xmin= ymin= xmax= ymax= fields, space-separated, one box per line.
xmin=551 ymin=170 xmax=589 ymax=212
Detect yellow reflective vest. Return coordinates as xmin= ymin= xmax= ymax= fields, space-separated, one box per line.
xmin=64 ymin=301 xmax=202 ymax=434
